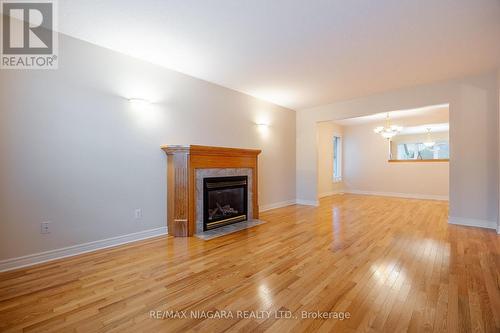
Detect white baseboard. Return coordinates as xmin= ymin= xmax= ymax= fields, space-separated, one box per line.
xmin=318 ymin=191 xmax=344 ymax=198
xmin=259 ymin=198 xmax=321 ymax=211
xmin=448 ymin=217 xmax=497 ymax=231
xmin=296 ymin=199 xmax=319 ymax=206
xmin=345 ymin=190 xmax=449 ymax=201
xmin=259 ymin=199 xmax=297 ymax=212
xmin=0 ymin=227 xmax=168 ymax=272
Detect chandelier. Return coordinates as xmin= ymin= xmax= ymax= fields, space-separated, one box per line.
xmin=374 ymin=113 xmax=403 ymax=139
xmin=423 ymin=128 xmax=435 ymax=147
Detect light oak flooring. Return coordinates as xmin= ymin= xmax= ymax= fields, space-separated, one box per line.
xmin=1 ymin=194 xmax=499 ymax=332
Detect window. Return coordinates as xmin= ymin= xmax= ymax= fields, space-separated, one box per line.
xmin=396 ymin=141 xmax=449 ymax=160
xmin=333 ymin=136 xmax=342 ymax=182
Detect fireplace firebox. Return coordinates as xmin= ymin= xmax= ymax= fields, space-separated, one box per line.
xmin=203 ymin=176 xmax=248 ymax=231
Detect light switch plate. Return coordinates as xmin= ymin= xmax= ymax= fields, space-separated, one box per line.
xmin=41 ymin=221 xmax=51 ymax=234
xmin=134 ymin=209 xmax=143 ymax=220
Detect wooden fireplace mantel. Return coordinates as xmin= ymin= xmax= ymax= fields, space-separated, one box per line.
xmin=161 ymin=145 xmax=261 ymax=237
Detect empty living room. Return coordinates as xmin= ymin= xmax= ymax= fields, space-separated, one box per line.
xmin=1 ymin=1 xmax=500 ymax=332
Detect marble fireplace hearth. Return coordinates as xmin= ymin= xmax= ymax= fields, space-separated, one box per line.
xmin=193 ymin=219 xmax=266 ymax=240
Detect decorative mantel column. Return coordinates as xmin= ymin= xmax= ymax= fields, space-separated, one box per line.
xmin=161 ymin=145 xmax=261 ymax=237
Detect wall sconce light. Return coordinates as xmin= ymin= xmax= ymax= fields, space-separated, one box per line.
xmin=128 ymin=98 xmax=151 ymax=107
xmin=255 ymin=121 xmax=270 ymax=139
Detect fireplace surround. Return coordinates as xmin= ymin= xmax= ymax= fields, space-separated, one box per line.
xmin=195 ymin=168 xmax=253 ymax=234
xmin=161 ymin=145 xmax=261 ymax=237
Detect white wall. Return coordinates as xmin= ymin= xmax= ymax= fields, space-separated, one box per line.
xmin=342 ymin=113 xmax=449 ymax=200
xmin=0 ymin=34 xmax=296 ymax=261
xmin=316 ymin=122 xmax=344 ymax=197
xmin=297 ymin=72 xmax=499 ymax=229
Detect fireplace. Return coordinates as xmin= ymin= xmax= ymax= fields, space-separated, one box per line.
xmin=162 ymin=145 xmax=260 ymax=236
xmin=203 ymin=176 xmax=248 ymax=231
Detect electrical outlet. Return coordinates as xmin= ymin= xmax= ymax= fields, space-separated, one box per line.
xmin=40 ymin=221 xmax=51 ymax=234
xmin=134 ymin=208 xmax=143 ymax=220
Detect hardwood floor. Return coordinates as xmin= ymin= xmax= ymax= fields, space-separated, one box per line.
xmin=1 ymin=194 xmax=499 ymax=332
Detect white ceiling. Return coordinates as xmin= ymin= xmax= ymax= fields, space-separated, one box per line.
xmin=57 ymin=0 xmax=500 ymax=110
xmin=334 ymin=104 xmax=449 ymax=126
xmin=400 ymin=123 xmax=449 ymax=135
